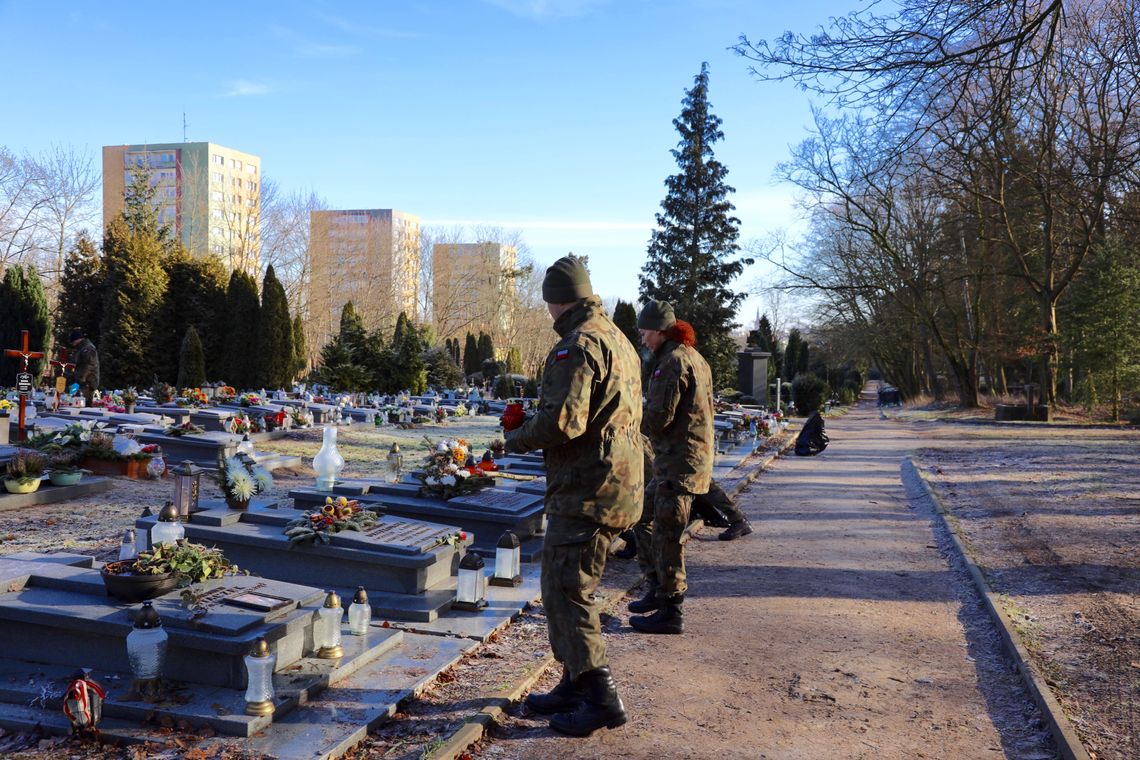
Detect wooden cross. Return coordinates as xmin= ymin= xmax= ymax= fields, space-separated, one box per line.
xmin=3 ymin=330 xmax=45 ymax=442
xmin=49 ymin=348 xmax=76 ymax=412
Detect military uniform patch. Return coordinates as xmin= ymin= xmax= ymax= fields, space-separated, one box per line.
xmin=555 ymin=348 xmax=570 ymax=361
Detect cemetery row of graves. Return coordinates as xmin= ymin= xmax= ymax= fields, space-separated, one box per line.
xmin=0 ymin=371 xmax=780 ymax=756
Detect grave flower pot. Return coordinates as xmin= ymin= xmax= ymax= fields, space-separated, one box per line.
xmin=226 ymin=495 xmax=251 ymax=510
xmin=3 ymin=477 xmax=42 ymax=494
xmin=125 ymin=402 xmax=136 ymax=414
xmin=49 ymin=471 xmax=85 ymax=487
xmin=100 ymin=560 xmax=179 ymax=603
xmin=80 ymin=457 xmax=151 ymax=480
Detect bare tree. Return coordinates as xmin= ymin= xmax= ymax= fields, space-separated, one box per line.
xmin=0 ymin=147 xmax=47 ymax=269
xmin=28 ymin=144 xmax=100 ymax=297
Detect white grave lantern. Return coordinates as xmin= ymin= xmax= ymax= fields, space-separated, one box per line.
xmin=312 ymin=426 xmax=344 ymax=490
xmin=171 ymin=460 xmax=202 ymax=521
xmin=126 ymin=601 xmax=168 ymax=691
xmin=243 ymin=637 xmax=276 ymax=716
xmin=347 ymin=587 xmax=371 ymax=636
xmin=453 ymin=552 xmax=488 ymax=611
xmin=385 ymin=443 xmax=404 ymax=483
xmin=490 ymin=532 xmax=522 ymax=587
xmin=150 ymin=503 xmax=185 ymax=547
xmin=314 ymin=591 xmax=344 ymax=658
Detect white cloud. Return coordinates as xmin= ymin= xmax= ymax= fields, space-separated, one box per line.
xmin=270 ymin=25 xmax=361 ymax=58
xmin=224 ymin=80 xmax=271 ymax=97
xmin=483 ymin=0 xmax=610 ymax=20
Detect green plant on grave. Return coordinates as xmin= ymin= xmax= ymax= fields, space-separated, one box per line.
xmin=134 ymin=539 xmax=241 ymax=586
xmin=46 ymin=449 xmax=87 ymax=475
xmin=284 ymin=496 xmax=378 ymax=545
xmin=4 ymin=449 xmax=46 ymax=484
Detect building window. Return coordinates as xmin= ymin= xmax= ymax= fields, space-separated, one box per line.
xmin=232 ymin=177 xmax=242 ymax=187
xmin=211 ymin=190 xmax=224 ymax=202
xmin=246 ymin=197 xmax=257 ymax=208
xmin=211 ymin=208 xmax=223 ymax=219
xmin=212 ymin=243 xmax=225 ymax=254
xmin=211 ymin=171 xmax=223 ymax=183
xmin=230 ymin=158 xmax=242 ymax=170
xmin=212 ymin=226 xmax=225 ymax=237
xmin=213 ymin=154 xmax=224 ymax=165
xmin=246 ymin=180 xmax=257 ymax=192
xmin=246 ymin=163 xmax=257 ymax=174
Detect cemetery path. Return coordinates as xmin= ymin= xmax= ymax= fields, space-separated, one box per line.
xmin=476 ymin=397 xmax=1057 ymax=759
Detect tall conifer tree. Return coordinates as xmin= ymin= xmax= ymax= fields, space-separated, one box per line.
xmin=56 ymin=234 xmax=105 ymax=350
xmin=612 ymin=300 xmax=640 ymax=351
xmin=257 ymin=265 xmax=294 ymax=388
xmin=100 ymin=215 xmax=168 ymax=388
xmin=291 ymin=315 xmax=308 ymax=381
xmin=222 ymin=270 xmax=260 ymax=389
xmin=155 ymin=251 xmax=227 ymax=383
xmin=640 ymin=63 xmax=752 ymax=388
xmin=463 ymin=332 xmax=479 ymax=376
xmin=178 ymin=325 xmax=207 ymax=388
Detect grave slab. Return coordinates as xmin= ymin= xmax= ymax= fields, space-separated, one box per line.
xmin=393 ymin=562 xmax=542 ymax=642
xmin=0 ymin=476 xmax=112 ymax=513
xmin=289 ymin=480 xmax=545 ymax=558
xmin=136 ymin=504 xmax=469 ymax=622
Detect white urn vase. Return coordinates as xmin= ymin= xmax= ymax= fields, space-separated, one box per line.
xmin=312 ymin=425 xmax=345 ymax=490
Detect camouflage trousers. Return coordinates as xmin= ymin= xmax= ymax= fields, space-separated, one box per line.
xmin=541 ymin=516 xmax=622 ymax=679
xmin=633 ymin=479 xmax=742 ymax=583
xmin=634 ymin=479 xmax=694 ymax=599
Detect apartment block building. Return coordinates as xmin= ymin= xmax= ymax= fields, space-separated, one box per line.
xmin=102 ymin=142 xmax=261 ymax=274
xmin=431 ymin=242 xmax=518 ymax=348
xmin=308 ymin=208 xmax=422 ymax=350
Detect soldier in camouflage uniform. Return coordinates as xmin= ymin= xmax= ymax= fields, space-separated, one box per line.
xmin=505 ymin=255 xmax=643 ymax=737
xmin=629 ymin=300 xmax=715 ymax=635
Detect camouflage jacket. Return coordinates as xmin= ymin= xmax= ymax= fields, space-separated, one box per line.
xmin=73 ymin=339 xmax=99 ymax=390
xmin=642 ymin=339 xmax=714 ymax=494
xmin=506 ymin=296 xmax=644 ymax=530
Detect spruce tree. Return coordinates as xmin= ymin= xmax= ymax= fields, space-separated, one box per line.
xmin=257 ymin=265 xmax=294 ymax=389
xmin=612 ymin=300 xmax=640 ymax=351
xmin=338 ymin=302 xmax=367 ymax=364
xmin=505 ymin=347 xmax=523 ymax=375
xmin=463 ymin=332 xmax=480 ymax=376
xmin=291 ymin=315 xmax=308 ymax=381
xmin=784 ymin=328 xmax=803 ymax=381
xmin=56 ymin=234 xmax=105 ymax=350
xmin=222 ymin=270 xmax=260 ymax=389
xmin=317 ymin=337 xmax=368 ymax=392
xmin=178 ymin=325 xmax=207 ymax=388
xmin=0 ymin=266 xmax=52 ymax=379
xmin=155 ymin=251 xmax=227 ymax=383
xmin=639 ymin=63 xmax=752 ymax=388
xmin=100 ymin=215 xmax=169 ymax=388
xmin=393 ymin=319 xmax=427 ymax=393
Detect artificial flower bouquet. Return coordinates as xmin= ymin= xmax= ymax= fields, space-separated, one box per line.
xmin=416 ymin=437 xmax=494 ymax=499
xmin=283 ymin=496 xmax=378 ymax=545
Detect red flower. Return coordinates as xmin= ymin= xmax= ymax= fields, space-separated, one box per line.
xmin=458 ymin=531 xmax=467 ymax=541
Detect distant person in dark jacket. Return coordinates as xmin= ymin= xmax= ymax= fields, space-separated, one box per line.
xmin=69 ymin=328 xmax=99 ymax=407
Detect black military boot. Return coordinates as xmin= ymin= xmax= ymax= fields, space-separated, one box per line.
xmin=548 ymin=666 xmax=627 ymax=736
xmin=719 ymin=519 xmax=753 ymax=541
xmin=627 ymin=581 xmax=661 ymax=613
xmin=630 ymin=596 xmax=683 ymax=634
xmin=613 ymin=530 xmax=637 ymax=559
xmin=524 ymin=666 xmax=583 ymax=714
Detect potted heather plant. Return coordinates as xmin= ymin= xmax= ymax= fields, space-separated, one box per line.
xmin=46 ymin=449 xmax=89 ymax=487
xmin=4 ymin=449 xmax=47 ymax=494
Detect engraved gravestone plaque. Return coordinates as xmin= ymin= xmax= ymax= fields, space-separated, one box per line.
xmin=447 ymin=489 xmax=541 ymax=514
xmin=363 ymin=517 xmax=454 ymax=552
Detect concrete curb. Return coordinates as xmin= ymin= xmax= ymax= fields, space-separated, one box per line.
xmin=903 ymin=456 xmax=1091 ymax=760
xmin=424 ymin=432 xmax=796 ymax=760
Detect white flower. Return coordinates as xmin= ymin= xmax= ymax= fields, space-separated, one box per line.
xmin=224 ymin=456 xmax=245 ymax=477
xmin=252 ymin=466 xmax=273 ymax=493
xmin=455 ymin=470 xmax=470 ymax=479
xmin=436 ymin=442 xmax=449 ymax=453
xmin=425 ymin=476 xmax=440 ymax=486
xmin=229 ymin=469 xmax=256 ymax=500
xmin=440 ymin=475 xmax=456 ymax=486
xmin=445 ymin=463 xmax=458 ymax=474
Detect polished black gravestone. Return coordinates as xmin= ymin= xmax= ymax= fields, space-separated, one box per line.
xmin=289 ymin=480 xmax=545 ymax=559
xmin=137 ymin=504 xmax=468 ymax=621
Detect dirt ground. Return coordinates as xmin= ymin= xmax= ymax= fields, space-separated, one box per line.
xmin=1 ymin=401 xmax=1137 ymax=759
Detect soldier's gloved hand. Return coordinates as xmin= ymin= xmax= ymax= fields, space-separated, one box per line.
xmin=504 ymin=428 xmax=525 ymax=454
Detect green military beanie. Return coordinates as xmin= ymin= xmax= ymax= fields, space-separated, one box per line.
xmin=542 ymin=255 xmax=593 ymax=303
xmin=637 ymin=300 xmax=676 ymax=331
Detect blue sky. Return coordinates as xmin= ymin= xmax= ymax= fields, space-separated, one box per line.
xmin=1 ymin=0 xmax=853 ymax=325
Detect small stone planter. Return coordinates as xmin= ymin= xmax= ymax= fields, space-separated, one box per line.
xmin=48 ymin=470 xmax=85 ymax=487
xmin=3 ymin=477 xmax=42 ymax=494
xmin=80 ymin=456 xmax=152 ymax=479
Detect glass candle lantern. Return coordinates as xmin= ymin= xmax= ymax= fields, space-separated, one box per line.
xmin=347 ymin=587 xmax=371 ymax=636
xmin=453 ymin=552 xmax=487 ymax=611
xmin=243 ymin=637 xmax=276 ymax=716
xmin=171 ymin=460 xmax=202 ymax=521
xmin=385 ymin=443 xmax=403 ymax=484
xmin=150 ymin=503 xmax=185 ymax=547
xmin=126 ymin=601 xmax=168 ymax=688
xmin=312 ymin=426 xmax=344 ymax=490
xmin=63 ymin=669 xmax=104 ymax=733
xmin=490 ymin=532 xmax=522 ymax=587
xmin=118 ymin=529 xmax=138 ymax=562
xmin=314 ymin=591 xmax=344 ymax=658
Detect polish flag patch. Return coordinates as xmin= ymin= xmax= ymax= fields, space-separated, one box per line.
xmin=653 ymin=368 xmax=662 ymax=378
xmin=555 ymin=348 xmax=570 ymax=361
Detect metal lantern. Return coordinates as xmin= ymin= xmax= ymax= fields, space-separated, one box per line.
xmin=63 ymin=669 xmax=105 ymax=735
xmin=385 ymin=443 xmax=403 ymax=484
xmin=347 ymin=586 xmax=371 ymax=636
xmin=126 ymin=601 xmax=168 ymax=693
xmin=118 ymin=529 xmax=138 ymax=562
xmin=172 ymin=460 xmax=202 ymax=521
xmin=314 ymin=591 xmax=344 ymax=659
xmin=150 ymin=503 xmax=185 ymax=547
xmin=490 ymin=532 xmax=522 ymax=587
xmin=243 ymin=637 xmax=276 ymax=716
xmin=453 ymin=552 xmax=487 ymax=611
